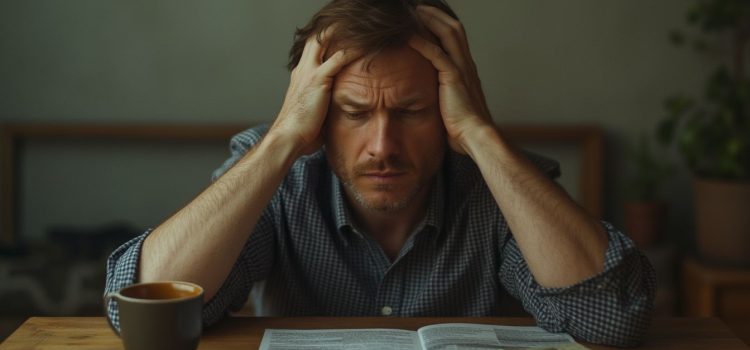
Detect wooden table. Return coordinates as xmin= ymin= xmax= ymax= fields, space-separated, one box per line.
xmin=0 ymin=317 xmax=747 ymax=349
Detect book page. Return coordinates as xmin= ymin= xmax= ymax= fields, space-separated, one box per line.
xmin=417 ymin=323 xmax=588 ymax=350
xmin=259 ymin=328 xmax=421 ymax=350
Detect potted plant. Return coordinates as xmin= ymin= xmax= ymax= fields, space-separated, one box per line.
xmin=658 ymin=0 xmax=750 ymax=266
xmin=623 ymin=135 xmax=672 ymax=248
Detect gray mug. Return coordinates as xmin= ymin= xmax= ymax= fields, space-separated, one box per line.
xmin=104 ymin=281 xmax=204 ymax=350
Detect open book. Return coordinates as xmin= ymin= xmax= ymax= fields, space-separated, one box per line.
xmin=259 ymin=323 xmax=589 ymax=350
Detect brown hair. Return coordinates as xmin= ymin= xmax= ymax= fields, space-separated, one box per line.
xmin=287 ymin=0 xmax=458 ymax=71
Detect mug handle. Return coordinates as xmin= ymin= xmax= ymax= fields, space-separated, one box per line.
xmin=103 ymin=292 xmax=121 ymax=337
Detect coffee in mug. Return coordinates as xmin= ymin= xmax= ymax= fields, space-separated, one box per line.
xmin=104 ymin=281 xmax=204 ymax=350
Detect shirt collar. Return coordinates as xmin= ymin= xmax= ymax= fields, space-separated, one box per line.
xmin=330 ymin=169 xmax=445 ymax=243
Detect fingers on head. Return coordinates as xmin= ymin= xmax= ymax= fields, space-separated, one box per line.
xmin=299 ymin=34 xmax=323 ymax=66
xmin=317 ymin=25 xmax=340 ymax=61
xmin=408 ymin=35 xmax=455 ymax=73
xmin=319 ymin=25 xmax=336 ymax=44
xmin=417 ymin=5 xmax=464 ymax=35
xmin=300 ymin=24 xmax=344 ymax=66
xmin=300 ymin=25 xmax=339 ymax=67
xmin=318 ymin=48 xmax=362 ymax=78
xmin=415 ymin=6 xmax=470 ymax=58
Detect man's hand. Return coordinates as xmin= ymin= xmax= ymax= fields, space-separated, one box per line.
xmin=270 ymin=29 xmax=361 ymax=156
xmin=409 ymin=5 xmax=493 ymax=155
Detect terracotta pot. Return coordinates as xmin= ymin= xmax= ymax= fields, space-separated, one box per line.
xmin=692 ymin=177 xmax=750 ymax=267
xmin=623 ymin=201 xmax=666 ymax=248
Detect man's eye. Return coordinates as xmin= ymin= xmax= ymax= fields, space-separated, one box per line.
xmin=345 ymin=111 xmax=367 ymax=120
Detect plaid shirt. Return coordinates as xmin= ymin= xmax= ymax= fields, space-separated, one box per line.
xmin=106 ymin=125 xmax=656 ymax=347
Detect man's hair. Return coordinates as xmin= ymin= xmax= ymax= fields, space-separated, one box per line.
xmin=287 ymin=0 xmax=458 ymax=71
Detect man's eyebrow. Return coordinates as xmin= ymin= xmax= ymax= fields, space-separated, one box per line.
xmin=333 ymin=95 xmax=370 ymax=108
xmin=333 ymin=95 xmax=427 ymax=108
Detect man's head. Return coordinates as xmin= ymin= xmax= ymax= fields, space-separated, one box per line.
xmin=289 ymin=0 xmax=458 ymax=213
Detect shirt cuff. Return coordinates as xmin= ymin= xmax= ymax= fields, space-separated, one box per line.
xmin=104 ymin=229 xmax=152 ymax=332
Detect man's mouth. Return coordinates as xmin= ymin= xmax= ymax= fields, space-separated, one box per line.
xmin=361 ymin=171 xmax=406 ymax=182
xmin=363 ymin=171 xmax=403 ymax=176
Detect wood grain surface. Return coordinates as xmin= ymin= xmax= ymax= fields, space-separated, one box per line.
xmin=0 ymin=317 xmax=747 ymax=349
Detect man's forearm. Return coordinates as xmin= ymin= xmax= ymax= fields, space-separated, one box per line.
xmin=463 ymin=124 xmax=608 ymax=288
xmin=139 ymin=132 xmax=298 ymax=301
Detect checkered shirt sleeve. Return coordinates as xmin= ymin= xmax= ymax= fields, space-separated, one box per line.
xmin=499 ymin=221 xmax=656 ymax=347
xmin=103 ymin=230 xmax=148 ymax=332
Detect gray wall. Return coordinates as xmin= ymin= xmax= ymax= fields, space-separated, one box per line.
xmin=1 ymin=1 xmax=710 ymax=242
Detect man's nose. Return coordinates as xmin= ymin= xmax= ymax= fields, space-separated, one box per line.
xmin=366 ymin=113 xmax=400 ymax=159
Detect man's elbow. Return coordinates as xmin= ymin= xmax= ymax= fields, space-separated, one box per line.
xmin=581 ymin=285 xmax=655 ymax=347
xmin=591 ymin=305 xmax=653 ymax=347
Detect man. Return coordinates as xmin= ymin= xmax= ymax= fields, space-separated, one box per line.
xmin=106 ymin=0 xmax=655 ymax=346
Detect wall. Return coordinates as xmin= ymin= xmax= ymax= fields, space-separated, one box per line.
xmin=0 ymin=0 xmax=714 ymax=242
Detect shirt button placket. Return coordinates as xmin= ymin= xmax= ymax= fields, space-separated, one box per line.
xmin=376 ymin=267 xmax=402 ymax=317
xmin=375 ymin=281 xmax=391 ymax=316
xmin=380 ymin=305 xmax=393 ymax=316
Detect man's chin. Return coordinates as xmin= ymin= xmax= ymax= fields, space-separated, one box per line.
xmin=353 ymin=191 xmax=412 ymax=212
xmin=345 ymin=180 xmax=423 ymax=213
xmin=359 ymin=197 xmax=409 ymax=212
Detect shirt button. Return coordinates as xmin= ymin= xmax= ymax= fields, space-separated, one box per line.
xmin=381 ymin=306 xmax=393 ymax=316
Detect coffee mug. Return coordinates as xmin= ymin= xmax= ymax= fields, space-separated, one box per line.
xmin=104 ymin=281 xmax=204 ymax=350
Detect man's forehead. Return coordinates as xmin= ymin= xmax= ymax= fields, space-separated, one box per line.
xmin=332 ymin=76 xmax=436 ymax=106
xmin=332 ymin=45 xmax=437 ymax=99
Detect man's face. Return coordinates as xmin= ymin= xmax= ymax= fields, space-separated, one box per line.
xmin=325 ymin=45 xmax=447 ymax=212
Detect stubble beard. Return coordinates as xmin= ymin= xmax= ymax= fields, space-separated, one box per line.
xmin=333 ymin=153 xmax=423 ymax=213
